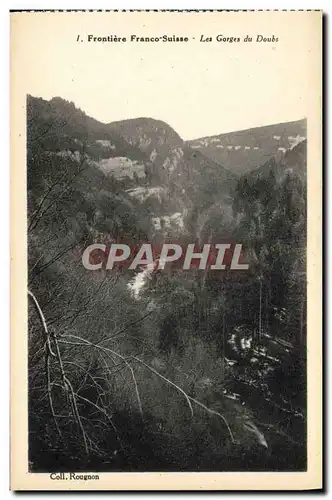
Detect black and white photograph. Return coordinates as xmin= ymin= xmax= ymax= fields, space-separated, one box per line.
xmin=10 ymin=10 xmax=322 ymax=490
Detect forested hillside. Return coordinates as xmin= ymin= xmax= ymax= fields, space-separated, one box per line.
xmin=27 ymin=95 xmax=307 ymax=472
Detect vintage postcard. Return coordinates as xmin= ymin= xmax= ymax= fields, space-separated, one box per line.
xmin=10 ymin=10 xmax=322 ymax=490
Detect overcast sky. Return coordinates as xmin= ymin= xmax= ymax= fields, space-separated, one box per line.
xmin=12 ymin=11 xmax=320 ymax=140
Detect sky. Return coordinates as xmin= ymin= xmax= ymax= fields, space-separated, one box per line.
xmin=11 ymin=11 xmax=320 ymax=140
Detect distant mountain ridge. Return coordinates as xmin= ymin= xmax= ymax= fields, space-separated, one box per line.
xmin=27 ymin=95 xmax=306 ymax=241
xmin=187 ymin=119 xmax=307 ymax=175
xmin=28 ymin=95 xmax=306 ymax=181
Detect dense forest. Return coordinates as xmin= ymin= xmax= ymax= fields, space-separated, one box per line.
xmin=27 ymin=95 xmax=307 ymax=472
